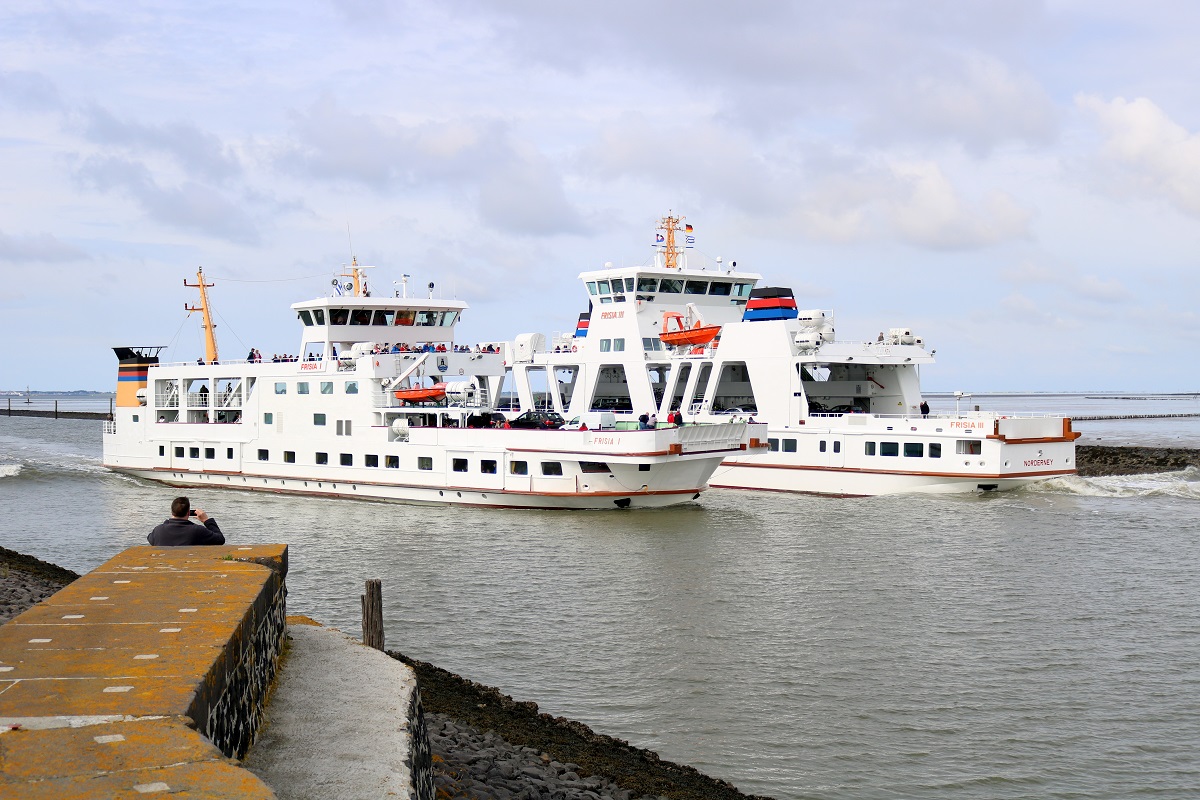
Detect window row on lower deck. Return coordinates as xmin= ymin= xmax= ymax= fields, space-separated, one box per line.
xmin=765 ymin=438 xmax=984 ymax=458
xmin=159 ymin=444 xmax=615 ymax=476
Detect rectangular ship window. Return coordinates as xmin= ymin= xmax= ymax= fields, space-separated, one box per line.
xmin=159 ymin=445 xmax=165 ymax=457
xmin=481 ymin=459 xmax=497 ymax=474
xmin=297 ymin=382 xmax=309 ymax=394
xmin=204 ymin=447 xmax=215 ymax=459
xmin=175 ymin=446 xmax=185 ymax=458
xmin=929 ymin=443 xmax=942 ymax=458
xmin=880 ymin=442 xmax=899 ymax=457
xmin=340 ymin=453 xmax=353 ymax=466
xmin=453 ymin=458 xmax=468 ymax=472
xmin=418 ymin=457 xmax=433 ymax=471
xmin=510 ymin=460 xmax=528 ymax=475
xmin=865 ymin=442 xmax=876 ymax=456
xmin=321 ymin=382 xmax=333 ymax=395
xmin=386 ymin=455 xmax=399 ymax=468
xmin=189 ymin=447 xmax=199 ymax=459
xmin=264 ymin=412 xmax=273 ymax=424
xmin=316 ymin=452 xmax=328 ymax=465
xmin=275 ymin=382 xmax=286 ymax=394
xmin=258 ymin=449 xmax=268 ymax=461
xmin=541 ymin=462 xmax=563 ymax=476
xmin=345 ymin=381 xmax=358 ymax=394
xmin=226 ymin=448 xmax=233 ymax=459
xmin=904 ymin=442 xmax=924 ymax=457
xmin=284 ymin=451 xmax=296 ymax=463
xmin=833 ymin=441 xmax=841 ymax=453
xmin=314 ymin=414 xmax=326 ymax=426
xmin=365 ymin=454 xmax=378 ymax=468
xmin=956 ymin=440 xmax=982 ymax=455
xmin=580 ymin=461 xmax=610 ymax=473
xmin=768 ymin=438 xmax=779 ymax=452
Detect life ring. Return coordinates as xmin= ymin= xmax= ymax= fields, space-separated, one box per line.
xmin=571 ymin=345 xmax=578 ymax=352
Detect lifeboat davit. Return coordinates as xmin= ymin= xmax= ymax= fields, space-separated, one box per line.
xmin=394 ymin=382 xmax=447 ymax=403
xmin=660 ymin=311 xmax=720 ymax=347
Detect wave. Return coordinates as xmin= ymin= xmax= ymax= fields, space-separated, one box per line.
xmin=1031 ymin=466 xmax=1200 ymax=500
xmin=0 ymin=463 xmax=22 ymax=479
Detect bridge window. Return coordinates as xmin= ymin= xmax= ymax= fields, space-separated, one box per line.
xmin=313 ymin=309 xmax=325 ymax=324
xmin=350 ymin=309 xmax=371 ymax=325
xmin=372 ymin=310 xmax=395 ymax=325
xmin=684 ymin=280 xmax=708 ymax=295
xmin=708 ymin=282 xmax=732 ymax=296
xmin=395 ymin=310 xmax=415 ymax=326
xmin=330 ymin=309 xmax=349 ymax=325
xmin=298 ymin=310 xmax=314 ymax=326
xmin=597 ymin=280 xmax=611 ymax=294
xmin=733 ymin=283 xmax=753 ymax=297
xmin=637 ymin=277 xmax=659 ymax=292
xmin=659 ymin=279 xmax=682 ymax=293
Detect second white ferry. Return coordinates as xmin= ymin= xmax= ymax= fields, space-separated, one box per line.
xmin=101 ymin=266 xmax=758 ymax=509
xmin=500 ymin=215 xmax=1080 ymax=496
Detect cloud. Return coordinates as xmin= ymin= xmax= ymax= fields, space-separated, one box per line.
xmin=1078 ymin=94 xmax=1200 ymax=218
xmin=883 ymin=161 xmax=1032 ymax=249
xmin=281 ymin=96 xmax=584 ymax=235
xmin=78 ymin=106 xmax=243 ymax=182
xmin=0 ymin=70 xmax=62 ymax=112
xmin=999 ymin=259 xmax=1128 ymax=304
xmin=74 ymin=155 xmax=260 ymax=244
xmin=0 ymin=229 xmax=87 ymax=263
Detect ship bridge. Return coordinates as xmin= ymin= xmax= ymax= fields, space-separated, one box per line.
xmin=291 ymin=296 xmax=468 ymax=361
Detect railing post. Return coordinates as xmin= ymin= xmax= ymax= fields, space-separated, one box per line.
xmin=360 ymin=579 xmax=384 ymax=651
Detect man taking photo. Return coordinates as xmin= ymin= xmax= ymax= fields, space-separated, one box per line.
xmin=148 ymin=497 xmax=225 ymax=546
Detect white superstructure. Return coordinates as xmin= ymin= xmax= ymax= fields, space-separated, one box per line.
xmin=101 ymin=266 xmax=759 ymax=509
xmin=502 ymin=215 xmax=1079 ymax=496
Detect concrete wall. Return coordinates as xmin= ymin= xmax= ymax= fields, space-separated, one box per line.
xmin=0 ymin=545 xmax=286 ymax=797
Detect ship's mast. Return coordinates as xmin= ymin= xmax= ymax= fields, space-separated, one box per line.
xmin=184 ymin=268 xmax=219 ymax=364
xmin=658 ymin=213 xmax=685 ymax=270
xmin=341 ymin=256 xmax=371 ymax=297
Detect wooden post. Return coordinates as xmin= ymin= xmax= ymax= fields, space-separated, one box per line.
xmin=55 ymin=400 xmax=59 ymax=419
xmin=361 ymin=578 xmax=384 ymax=650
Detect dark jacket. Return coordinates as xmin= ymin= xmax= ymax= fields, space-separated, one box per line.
xmin=148 ymin=517 xmax=225 ymax=546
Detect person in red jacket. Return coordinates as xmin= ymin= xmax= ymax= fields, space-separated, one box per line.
xmin=148 ymin=497 xmax=225 ymax=546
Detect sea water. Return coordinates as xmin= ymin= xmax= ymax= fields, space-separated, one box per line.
xmin=1 ymin=396 xmax=1198 ymax=800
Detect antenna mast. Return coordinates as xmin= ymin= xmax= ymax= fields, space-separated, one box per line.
xmin=658 ymin=213 xmax=685 ymax=270
xmin=184 ymin=268 xmax=219 ymax=364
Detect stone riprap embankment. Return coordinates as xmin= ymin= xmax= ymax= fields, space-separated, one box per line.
xmin=0 ymin=547 xmax=80 ymax=624
xmin=393 ymin=651 xmax=774 ymax=800
xmin=1076 ymin=445 xmax=1200 ymax=477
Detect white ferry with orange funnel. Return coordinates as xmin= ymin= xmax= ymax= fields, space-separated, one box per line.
xmin=101 ymin=265 xmax=758 ymax=509
xmin=500 ymin=214 xmax=1080 ymax=496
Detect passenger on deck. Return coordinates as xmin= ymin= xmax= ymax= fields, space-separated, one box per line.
xmin=148 ymin=497 xmax=224 ymax=547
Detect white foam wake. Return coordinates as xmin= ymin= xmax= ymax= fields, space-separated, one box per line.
xmin=1032 ymin=466 xmax=1200 ymax=500
xmin=0 ymin=463 xmax=23 ymax=479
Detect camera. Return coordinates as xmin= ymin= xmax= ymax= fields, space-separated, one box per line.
xmin=189 ymin=510 xmax=198 ymax=516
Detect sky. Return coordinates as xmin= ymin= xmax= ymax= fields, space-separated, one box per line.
xmin=1 ymin=0 xmax=1199 ymax=392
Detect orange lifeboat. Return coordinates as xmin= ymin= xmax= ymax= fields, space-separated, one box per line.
xmin=394 ymin=382 xmax=447 ymax=403
xmin=659 ymin=312 xmax=721 ymax=347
